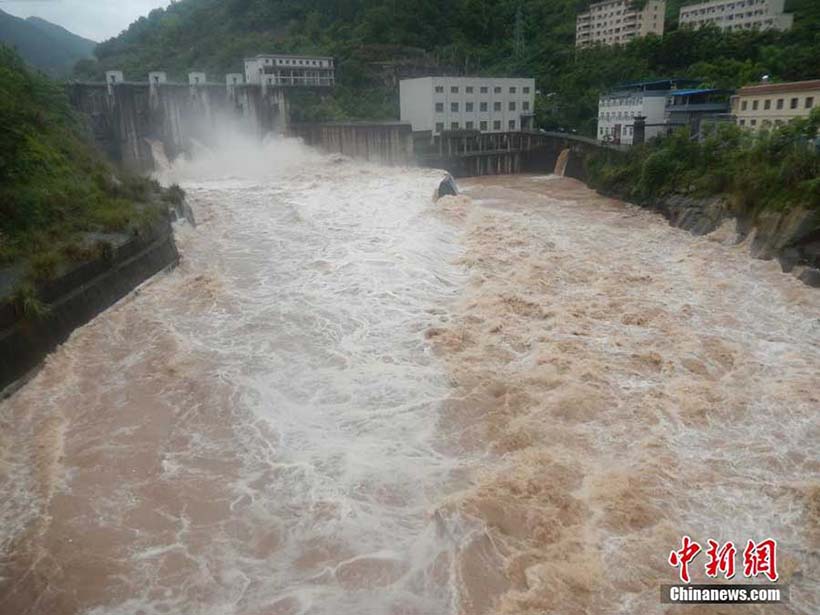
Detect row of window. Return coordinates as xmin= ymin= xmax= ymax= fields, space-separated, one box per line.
xmin=600 ymin=110 xmax=640 ymax=120
xmin=681 ymin=1 xmax=772 ymax=17
xmin=740 ymin=96 xmax=814 ymax=111
xmin=435 ymin=101 xmax=530 ymax=113
xmin=258 ymin=58 xmax=330 ymax=67
xmin=434 ymin=85 xmax=531 ymax=95
xmin=601 ymin=96 xmax=643 ymax=106
xmin=599 ymin=125 xmax=635 ymax=136
xmin=739 ymin=118 xmax=788 ymax=127
xmin=435 ymin=120 xmax=518 ymax=132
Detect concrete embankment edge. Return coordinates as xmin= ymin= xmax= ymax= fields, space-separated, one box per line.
xmin=0 ymin=219 xmax=179 ymax=396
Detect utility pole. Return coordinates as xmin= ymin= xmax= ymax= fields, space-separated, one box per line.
xmin=514 ymin=4 xmax=525 ymax=59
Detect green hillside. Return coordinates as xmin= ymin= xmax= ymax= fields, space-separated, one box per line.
xmin=0 ymin=46 xmax=175 ymax=289
xmin=0 ymin=9 xmax=95 ymax=76
xmin=76 ymin=0 xmax=819 ymax=133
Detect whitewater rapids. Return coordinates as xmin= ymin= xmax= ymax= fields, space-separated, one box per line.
xmin=0 ymin=140 xmax=817 ymax=615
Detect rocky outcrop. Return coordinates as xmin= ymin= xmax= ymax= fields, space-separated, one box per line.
xmin=652 ymin=195 xmax=730 ymax=236
xmin=654 ymin=197 xmax=820 ymax=280
xmin=435 ymin=174 xmax=459 ymax=200
xmin=0 ymin=215 xmax=180 ymax=395
xmin=597 ymin=187 xmax=820 ymax=287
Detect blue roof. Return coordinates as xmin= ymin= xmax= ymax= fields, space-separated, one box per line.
xmin=670 ymin=88 xmax=729 ymax=96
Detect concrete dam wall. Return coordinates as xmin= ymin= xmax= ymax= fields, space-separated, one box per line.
xmin=68 ymin=82 xmax=288 ymax=172
xmin=290 ymin=122 xmax=415 ymax=166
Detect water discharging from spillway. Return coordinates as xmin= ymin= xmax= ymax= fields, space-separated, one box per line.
xmin=1 ymin=138 xmax=818 ymax=615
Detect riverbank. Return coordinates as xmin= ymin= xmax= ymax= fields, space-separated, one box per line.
xmin=0 ymin=213 xmax=180 ymax=395
xmin=581 ymin=118 xmax=820 ymax=286
xmin=591 ymin=188 xmax=820 ymax=288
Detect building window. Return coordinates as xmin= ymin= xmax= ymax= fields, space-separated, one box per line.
xmin=451 ymin=122 xmax=460 ymax=130
xmin=451 ymin=86 xmax=459 ymax=93
xmin=466 ymin=86 xmax=474 ymax=93
xmin=494 ymin=102 xmax=502 ymax=111
xmin=741 ymin=100 xmax=748 ymax=110
xmin=480 ymin=121 xmax=488 ymax=131
xmin=750 ymin=119 xmax=757 ymax=126
xmin=451 ymin=102 xmax=459 ymax=112
xmin=435 ymin=86 xmax=444 ymax=93
xmin=764 ymin=99 xmax=771 ymax=110
xmin=805 ymin=97 xmax=814 ymax=108
xmin=494 ymin=86 xmax=502 ymax=93
xmin=435 ymin=102 xmax=444 ymax=112
xmin=466 ymin=121 xmax=474 ymax=129
xmin=523 ymin=101 xmax=530 ymax=111
xmin=480 ymin=102 xmax=488 ymax=112
xmin=739 ymin=119 xmax=745 ymax=126
xmin=790 ymin=97 xmax=798 ymax=109
xmin=466 ymin=102 xmax=474 ymax=112
xmin=510 ymin=87 xmax=517 ymax=94
xmin=435 ymin=122 xmax=444 ymax=132
xmin=480 ymin=86 xmax=488 ymax=93
xmin=776 ymin=98 xmax=784 ymax=109
xmin=493 ymin=120 xmax=501 ymax=130
xmin=752 ymin=100 xmax=758 ymax=110
xmin=509 ymin=101 xmax=516 ymax=111
xmin=509 ymin=120 xmax=516 ymax=130
xmin=523 ymin=87 xmax=531 ymax=94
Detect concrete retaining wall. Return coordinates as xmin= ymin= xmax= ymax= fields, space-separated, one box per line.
xmin=0 ymin=217 xmax=179 ymax=395
xmin=290 ymin=122 xmax=415 ymax=165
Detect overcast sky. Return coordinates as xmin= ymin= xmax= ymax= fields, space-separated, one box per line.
xmin=1 ymin=0 xmax=171 ymax=42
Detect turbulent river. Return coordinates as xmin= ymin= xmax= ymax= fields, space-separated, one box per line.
xmin=0 ymin=139 xmax=818 ymax=615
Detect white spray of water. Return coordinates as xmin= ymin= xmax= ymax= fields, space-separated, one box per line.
xmin=0 ymin=134 xmax=473 ymax=615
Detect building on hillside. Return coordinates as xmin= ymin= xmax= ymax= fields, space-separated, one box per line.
xmin=244 ymin=54 xmax=335 ymax=87
xmin=665 ymin=88 xmax=733 ymax=133
xmin=678 ymin=0 xmax=793 ymax=32
xmin=731 ymin=79 xmax=820 ymax=130
xmin=399 ymin=77 xmax=536 ymax=136
xmin=576 ymin=0 xmax=666 ymax=48
xmin=597 ymin=79 xmax=698 ymax=145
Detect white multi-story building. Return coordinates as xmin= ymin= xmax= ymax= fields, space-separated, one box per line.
xmin=597 ymin=79 xmax=697 ymax=144
xmin=679 ymin=0 xmax=793 ymax=32
xmin=399 ymin=77 xmax=536 ymax=136
xmin=576 ymin=0 xmax=666 ymax=48
xmin=244 ymin=54 xmax=335 ymax=87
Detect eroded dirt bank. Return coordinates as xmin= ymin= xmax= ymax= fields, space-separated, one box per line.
xmin=431 ymin=175 xmax=819 ymax=615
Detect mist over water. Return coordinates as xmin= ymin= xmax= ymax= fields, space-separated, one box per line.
xmin=0 ymin=136 xmax=817 ymax=615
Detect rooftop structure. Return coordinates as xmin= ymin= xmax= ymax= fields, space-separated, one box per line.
xmin=597 ymin=79 xmax=701 ymax=145
xmin=244 ymin=54 xmax=335 ymax=88
xmin=576 ymin=0 xmax=666 ymax=48
xmin=666 ymin=88 xmax=733 ymax=134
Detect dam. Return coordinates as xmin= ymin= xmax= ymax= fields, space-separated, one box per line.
xmin=67 ymin=75 xmax=602 ymax=177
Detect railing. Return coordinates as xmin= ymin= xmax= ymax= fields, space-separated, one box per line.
xmin=260 ymin=76 xmax=335 ymax=87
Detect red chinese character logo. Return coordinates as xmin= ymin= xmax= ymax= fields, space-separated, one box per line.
xmin=669 ymin=535 xmax=702 ymax=583
xmin=743 ymin=539 xmax=778 ymax=582
xmin=705 ymin=539 xmax=737 ymax=579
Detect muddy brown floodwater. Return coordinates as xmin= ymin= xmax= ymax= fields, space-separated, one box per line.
xmin=0 ymin=142 xmax=817 ymax=615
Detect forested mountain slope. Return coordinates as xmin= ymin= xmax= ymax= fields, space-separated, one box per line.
xmin=77 ymin=0 xmax=819 ymax=133
xmin=0 ymin=10 xmax=95 ymax=76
